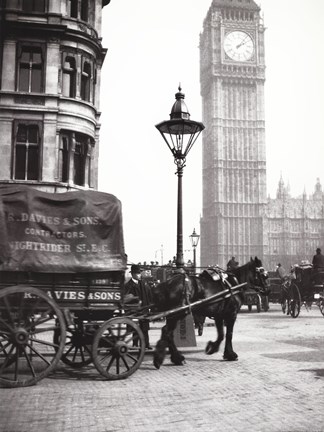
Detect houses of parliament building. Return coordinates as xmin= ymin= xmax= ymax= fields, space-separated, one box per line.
xmin=199 ymin=0 xmax=324 ymax=271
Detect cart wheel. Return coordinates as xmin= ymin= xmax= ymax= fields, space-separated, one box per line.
xmin=289 ymin=283 xmax=301 ymax=318
xmin=319 ymin=298 xmax=324 ymax=317
xmin=92 ymin=317 xmax=145 ymax=380
xmin=0 ymin=285 xmax=66 ymax=388
xmin=54 ymin=319 xmax=93 ymax=368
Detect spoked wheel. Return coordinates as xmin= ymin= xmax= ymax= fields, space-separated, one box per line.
xmin=92 ymin=317 xmax=145 ymax=380
xmin=289 ymin=283 xmax=301 ymax=318
xmin=0 ymin=285 xmax=66 ymax=388
xmin=54 ymin=319 xmax=93 ymax=368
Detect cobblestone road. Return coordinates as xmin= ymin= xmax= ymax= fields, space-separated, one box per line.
xmin=1 ymin=303 xmax=324 ymax=432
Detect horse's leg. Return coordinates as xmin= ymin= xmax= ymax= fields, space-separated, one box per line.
xmin=223 ymin=318 xmax=238 ymax=361
xmin=153 ymin=317 xmax=185 ymax=368
xmin=153 ymin=324 xmax=169 ymax=369
xmin=166 ymin=317 xmax=185 ymax=366
xmin=205 ymin=317 xmax=224 ymax=355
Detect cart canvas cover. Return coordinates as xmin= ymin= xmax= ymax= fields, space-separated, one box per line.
xmin=0 ymin=185 xmax=127 ymax=272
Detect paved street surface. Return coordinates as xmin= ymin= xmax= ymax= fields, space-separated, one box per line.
xmin=1 ymin=303 xmax=324 ymax=432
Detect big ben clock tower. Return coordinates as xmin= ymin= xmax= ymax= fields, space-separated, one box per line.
xmin=200 ymin=0 xmax=266 ymax=267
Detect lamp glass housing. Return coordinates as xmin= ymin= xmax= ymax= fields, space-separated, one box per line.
xmin=189 ymin=228 xmax=200 ymax=248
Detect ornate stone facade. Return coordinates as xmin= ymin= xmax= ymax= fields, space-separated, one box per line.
xmin=200 ymin=0 xmax=266 ymax=268
xmin=199 ymin=0 xmax=324 ymax=270
xmin=0 ymin=0 xmax=110 ymax=192
xmin=264 ymin=178 xmax=324 ymax=270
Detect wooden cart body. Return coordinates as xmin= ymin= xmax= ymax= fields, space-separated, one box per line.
xmin=0 ymin=185 xmax=142 ymax=387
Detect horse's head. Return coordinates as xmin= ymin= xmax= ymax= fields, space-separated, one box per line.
xmin=232 ymin=257 xmax=268 ymax=291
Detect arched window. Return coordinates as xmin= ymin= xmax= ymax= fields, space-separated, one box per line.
xmin=18 ymin=47 xmax=43 ymax=93
xmin=22 ymin=0 xmax=46 ymax=12
xmin=62 ymin=56 xmax=76 ymax=98
xmin=14 ymin=124 xmax=40 ymax=180
xmin=81 ymin=61 xmax=91 ymax=102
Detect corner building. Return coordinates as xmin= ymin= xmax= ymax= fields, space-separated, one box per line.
xmin=0 ymin=0 xmax=111 ymax=192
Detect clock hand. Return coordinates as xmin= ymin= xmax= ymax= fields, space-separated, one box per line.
xmin=236 ymin=36 xmax=250 ymax=49
xmin=236 ymin=41 xmax=246 ymax=49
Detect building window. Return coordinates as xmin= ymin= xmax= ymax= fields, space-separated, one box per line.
xmin=62 ymin=56 xmax=76 ymax=97
xmin=14 ymin=124 xmax=40 ymax=180
xmin=67 ymin=0 xmax=89 ymax=22
xmin=68 ymin=0 xmax=78 ymax=18
xmin=59 ymin=136 xmax=69 ymax=182
xmin=18 ymin=47 xmax=43 ymax=93
xmin=74 ymin=134 xmax=88 ymax=186
xmin=59 ymin=131 xmax=93 ymax=186
xmin=22 ymin=0 xmax=46 ymax=12
xmin=81 ymin=0 xmax=88 ymax=21
xmin=80 ymin=61 xmax=91 ymax=102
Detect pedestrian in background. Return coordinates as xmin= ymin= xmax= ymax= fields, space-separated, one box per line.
xmin=312 ymin=248 xmax=324 ymax=271
xmin=276 ymin=263 xmax=287 ymax=281
xmin=125 ymin=264 xmax=152 ymax=349
xmin=227 ymin=256 xmax=239 ymax=272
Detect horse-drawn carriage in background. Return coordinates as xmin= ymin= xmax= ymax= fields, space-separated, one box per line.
xmin=280 ymin=261 xmax=324 ymax=318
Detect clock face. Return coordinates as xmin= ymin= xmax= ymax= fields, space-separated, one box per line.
xmin=224 ymin=31 xmax=254 ymax=62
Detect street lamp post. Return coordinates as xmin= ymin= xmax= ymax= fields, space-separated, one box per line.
xmin=189 ymin=228 xmax=200 ymax=273
xmin=156 ymin=86 xmax=204 ymax=269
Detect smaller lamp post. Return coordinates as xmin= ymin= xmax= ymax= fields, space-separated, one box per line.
xmin=189 ymin=228 xmax=200 ymax=273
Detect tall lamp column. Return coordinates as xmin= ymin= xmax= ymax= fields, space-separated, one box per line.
xmin=189 ymin=228 xmax=200 ymax=273
xmin=156 ymin=87 xmax=204 ymax=269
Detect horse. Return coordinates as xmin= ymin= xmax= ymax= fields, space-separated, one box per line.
xmin=192 ymin=257 xmax=270 ymax=334
xmin=150 ymin=257 xmax=268 ymax=369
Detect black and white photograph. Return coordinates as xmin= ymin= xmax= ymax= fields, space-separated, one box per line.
xmin=0 ymin=1 xmax=324 ymax=431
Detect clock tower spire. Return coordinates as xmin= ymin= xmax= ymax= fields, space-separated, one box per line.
xmin=200 ymin=0 xmax=266 ymax=267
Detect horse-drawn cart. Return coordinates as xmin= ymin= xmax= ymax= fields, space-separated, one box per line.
xmin=0 ymin=185 xmax=248 ymax=387
xmin=0 ymin=185 xmax=147 ymax=387
xmin=280 ymin=263 xmax=324 ymax=318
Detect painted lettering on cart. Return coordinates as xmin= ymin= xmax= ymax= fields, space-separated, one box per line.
xmin=23 ymin=291 xmax=121 ymax=301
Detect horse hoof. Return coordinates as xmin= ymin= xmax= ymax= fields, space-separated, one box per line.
xmin=153 ymin=353 xmax=162 ymax=369
xmin=205 ymin=341 xmax=218 ymax=355
xmin=171 ymin=355 xmax=185 ymax=366
xmin=223 ymin=352 xmax=238 ymax=361
xmin=153 ymin=358 xmax=161 ymax=369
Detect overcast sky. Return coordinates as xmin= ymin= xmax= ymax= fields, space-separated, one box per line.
xmin=98 ymin=0 xmax=324 ymax=265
